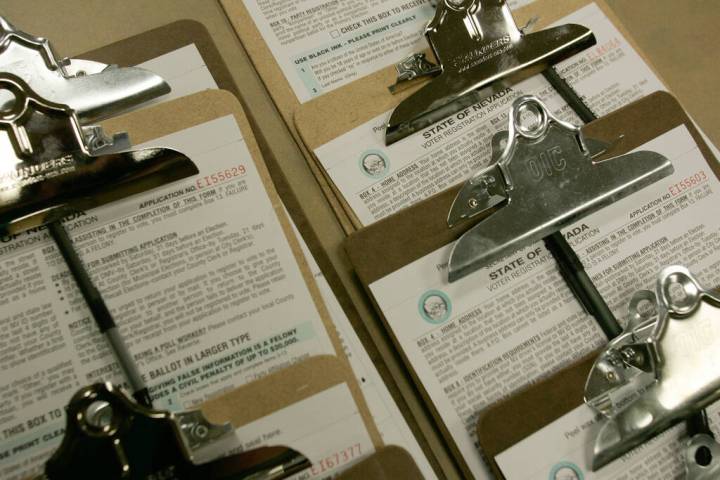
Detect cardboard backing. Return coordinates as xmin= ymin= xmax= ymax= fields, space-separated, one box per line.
xmin=81 ymin=19 xmax=239 ymax=98
xmin=202 ymin=358 xmax=425 ymax=480
xmin=343 ymin=91 xmax=720 ymax=475
xmin=336 ymin=445 xmax=425 ymax=480
xmin=477 ymin=353 xmax=598 ymax=479
xmin=77 ymin=20 xmax=446 ymax=478
xmin=101 ymin=89 xmax=383 ymax=446
xmin=201 ymin=355 xmax=369 ymax=429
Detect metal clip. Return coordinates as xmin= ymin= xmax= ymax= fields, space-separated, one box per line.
xmin=0 ymin=16 xmax=169 ymax=123
xmin=41 ymin=383 xmax=310 ymax=480
xmin=584 ymin=290 xmax=659 ymax=418
xmin=385 ymin=0 xmax=595 ymax=144
xmin=176 ymin=409 xmax=234 ymax=454
xmin=0 ymin=73 xmax=196 ymax=234
xmin=446 ymin=95 xmax=673 ymax=282
xmin=585 ymin=266 xmax=720 ymax=470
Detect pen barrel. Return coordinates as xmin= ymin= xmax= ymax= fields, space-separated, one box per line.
xmin=106 ymin=327 xmax=152 ymax=405
xmin=48 ymin=220 xmax=152 ymax=407
xmin=543 ymin=232 xmax=622 ymax=339
xmin=540 ymin=67 xmax=622 ymax=339
xmin=542 ymin=68 xmax=596 ymax=124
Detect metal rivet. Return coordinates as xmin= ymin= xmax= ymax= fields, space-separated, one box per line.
xmin=193 ymin=424 xmax=209 ymax=439
xmin=85 ymin=401 xmax=113 ymax=430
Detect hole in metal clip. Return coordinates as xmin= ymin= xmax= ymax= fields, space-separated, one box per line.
xmin=695 ymin=445 xmax=713 ymax=467
xmin=515 ymin=101 xmax=547 ymax=139
xmin=85 ymin=400 xmax=114 ymax=431
xmin=445 ymin=0 xmax=468 ymax=9
xmin=0 ymin=88 xmax=18 ymax=116
xmin=663 ymin=272 xmax=701 ymax=315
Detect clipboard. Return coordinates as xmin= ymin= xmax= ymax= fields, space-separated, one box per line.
xmin=476 ymin=353 xmax=598 ymax=479
xmin=201 ymin=355 xmax=377 ymax=440
xmin=343 ymin=91 xmax=720 ymax=475
xmin=83 ymin=26 xmax=443 ymax=475
xmin=201 ymin=356 xmax=424 ymax=479
xmin=100 ymin=89 xmax=383 ymax=446
xmin=11 ymin=0 xmax=361 ymax=294
xmin=78 ymin=18 xmax=345 ymax=343
xmin=478 ymin=288 xmax=720 ymax=479
xmin=291 ymin=0 xmax=697 ymax=232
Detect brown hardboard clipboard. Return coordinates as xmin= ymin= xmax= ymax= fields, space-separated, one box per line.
xmin=81 ymin=19 xmax=239 ymax=99
xmin=478 ymin=353 xmax=598 ymax=479
xmin=218 ymin=0 xmax=357 ymax=234
xmin=83 ymin=23 xmax=445 ymax=476
xmin=343 ymin=91 xmax=720 ymax=476
xmin=201 ymin=357 xmax=424 ymax=479
xmin=100 ymin=89 xmax=383 ymax=449
xmin=292 ymin=0 xmax=686 ymax=231
xmin=478 ymin=290 xmax=720 ymax=479
xmin=200 ymin=355 xmax=375 ymax=439
xmin=80 ymin=16 xmax=348 ymax=267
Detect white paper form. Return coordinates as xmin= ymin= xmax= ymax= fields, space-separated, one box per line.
xmin=242 ymin=0 xmax=434 ymax=103
xmin=313 ymin=3 xmax=666 ymax=227
xmin=0 ymin=115 xmax=340 ymax=480
xmin=136 ymin=44 xmax=435 ymax=477
xmin=240 ymin=0 xmax=535 ymax=103
xmin=369 ymin=125 xmax=720 ymax=478
xmin=137 ymin=44 xmax=219 ymax=105
xmin=497 ymin=401 xmax=720 ymax=479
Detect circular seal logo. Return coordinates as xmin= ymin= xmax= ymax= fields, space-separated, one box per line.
xmin=549 ymin=462 xmax=583 ymax=480
xmin=418 ymin=290 xmax=452 ymax=324
xmin=358 ymin=150 xmax=390 ymax=179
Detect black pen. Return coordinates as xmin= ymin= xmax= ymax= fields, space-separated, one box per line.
xmin=540 ymin=67 xmax=622 ymax=339
xmin=541 ymin=66 xmax=706 ymax=438
xmin=49 ymin=220 xmax=153 ymax=407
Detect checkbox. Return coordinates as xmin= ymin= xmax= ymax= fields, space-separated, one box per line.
xmin=331 ymin=29 xmax=340 ymax=39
